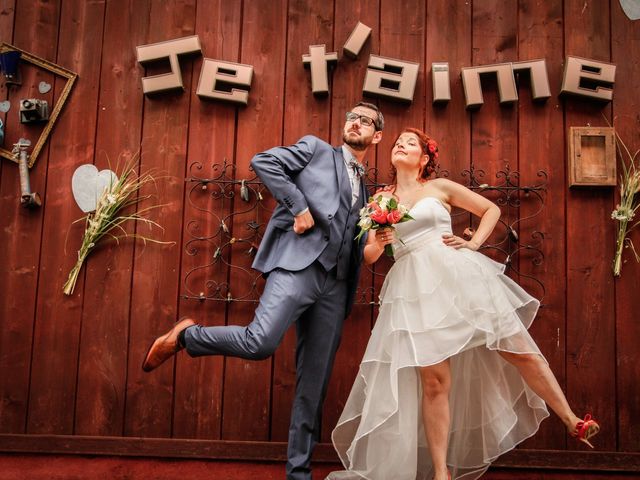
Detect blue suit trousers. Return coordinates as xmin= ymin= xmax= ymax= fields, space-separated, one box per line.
xmin=184 ymin=261 xmax=348 ymax=480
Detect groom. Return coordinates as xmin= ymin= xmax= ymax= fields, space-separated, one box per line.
xmin=142 ymin=102 xmax=383 ymax=479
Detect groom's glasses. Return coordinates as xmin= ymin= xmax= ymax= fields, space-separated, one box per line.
xmin=346 ymin=111 xmax=377 ymax=129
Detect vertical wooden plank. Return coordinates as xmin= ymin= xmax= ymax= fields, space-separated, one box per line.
xmin=0 ymin=0 xmax=15 ymax=47
xmin=426 ymin=0 xmax=472 ymax=190
xmin=3 ymin=0 xmax=62 ymax=433
xmin=564 ymin=0 xmax=616 ymax=451
xmin=269 ymin=0 xmax=334 ymax=442
xmin=322 ymin=0 xmax=380 ymax=443
xmin=27 ymin=0 xmax=107 ymax=434
xmin=74 ymin=0 xmax=150 ymax=436
xmin=426 ymin=0 xmax=473 ymax=277
xmin=173 ymin=0 xmax=241 ymax=440
xmin=281 ymin=0 xmax=333 ymax=145
xmin=378 ymin=0 xmax=425 ymax=136
xmin=221 ymin=0 xmax=287 ymax=441
xmin=611 ymin=0 xmax=640 ymax=453
xmin=0 ymin=0 xmax=34 ymax=435
xmin=517 ymin=0 xmax=568 ymax=449
xmin=471 ymin=0 xmax=518 ymax=253
xmin=0 ymin=0 xmax=15 ymax=188
xmin=124 ymin=0 xmax=196 ymax=438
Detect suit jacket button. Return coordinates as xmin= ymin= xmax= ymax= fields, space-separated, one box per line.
xmin=324 ymin=235 xmax=329 ymax=241
xmin=328 ymin=214 xmax=333 ymax=219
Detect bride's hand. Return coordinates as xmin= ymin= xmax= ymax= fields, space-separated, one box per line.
xmin=442 ymin=233 xmax=479 ymax=251
xmin=374 ymin=228 xmax=395 ymax=249
xmin=364 ymin=227 xmax=395 ymax=265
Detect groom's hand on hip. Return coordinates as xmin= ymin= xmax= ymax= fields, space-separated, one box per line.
xmin=294 ymin=210 xmax=315 ymax=234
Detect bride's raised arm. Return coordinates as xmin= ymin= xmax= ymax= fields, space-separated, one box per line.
xmin=438 ymin=178 xmax=501 ymax=251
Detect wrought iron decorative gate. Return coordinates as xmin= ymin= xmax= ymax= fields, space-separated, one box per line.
xmin=181 ymin=160 xmax=548 ymax=305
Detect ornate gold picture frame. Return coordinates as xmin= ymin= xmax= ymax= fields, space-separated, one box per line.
xmin=0 ymin=43 xmax=78 ymax=168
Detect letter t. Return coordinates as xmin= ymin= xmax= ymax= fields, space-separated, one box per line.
xmin=302 ymin=45 xmax=338 ymax=96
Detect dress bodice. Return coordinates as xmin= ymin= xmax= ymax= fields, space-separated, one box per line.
xmin=394 ymin=196 xmax=453 ymax=246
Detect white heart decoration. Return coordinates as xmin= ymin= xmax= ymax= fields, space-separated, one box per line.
xmin=0 ymin=101 xmax=10 ymax=113
xmin=38 ymin=81 xmax=52 ymax=94
xmin=620 ymin=0 xmax=640 ymax=20
xmin=71 ymin=164 xmax=118 ymax=213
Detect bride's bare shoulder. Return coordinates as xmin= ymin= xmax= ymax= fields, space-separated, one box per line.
xmin=429 ymin=177 xmax=454 ymax=187
xmin=429 ymin=177 xmax=468 ymax=194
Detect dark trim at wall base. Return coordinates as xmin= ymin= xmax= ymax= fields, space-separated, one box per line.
xmin=0 ymin=435 xmax=638 ymax=472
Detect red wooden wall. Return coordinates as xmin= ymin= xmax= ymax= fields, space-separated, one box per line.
xmin=1 ymin=0 xmax=639 ymax=476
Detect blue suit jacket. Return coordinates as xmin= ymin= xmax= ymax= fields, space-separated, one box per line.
xmin=250 ymin=135 xmax=367 ymax=315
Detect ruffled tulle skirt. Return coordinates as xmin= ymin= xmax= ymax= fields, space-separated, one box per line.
xmin=328 ymin=237 xmax=549 ymax=480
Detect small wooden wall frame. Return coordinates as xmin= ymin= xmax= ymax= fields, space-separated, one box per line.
xmin=0 ymin=43 xmax=78 ymax=168
xmin=568 ymin=126 xmax=616 ymax=187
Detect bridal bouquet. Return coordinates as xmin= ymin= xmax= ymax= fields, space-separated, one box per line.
xmin=355 ymin=194 xmax=414 ymax=256
xmin=611 ymin=132 xmax=640 ymax=277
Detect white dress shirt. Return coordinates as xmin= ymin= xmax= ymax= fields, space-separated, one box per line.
xmin=341 ymin=145 xmax=361 ymax=206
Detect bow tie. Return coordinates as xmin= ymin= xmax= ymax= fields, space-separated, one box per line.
xmin=348 ymin=160 xmax=366 ymax=178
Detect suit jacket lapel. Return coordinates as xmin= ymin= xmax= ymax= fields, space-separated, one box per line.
xmin=333 ymin=146 xmax=345 ymax=194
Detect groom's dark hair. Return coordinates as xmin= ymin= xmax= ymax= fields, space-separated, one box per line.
xmin=354 ymin=101 xmax=384 ymax=131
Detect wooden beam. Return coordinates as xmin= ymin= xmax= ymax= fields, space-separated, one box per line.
xmin=0 ymin=435 xmax=638 ymax=472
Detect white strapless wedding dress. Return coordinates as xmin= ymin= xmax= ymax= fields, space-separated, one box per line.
xmin=328 ymin=197 xmax=549 ymax=480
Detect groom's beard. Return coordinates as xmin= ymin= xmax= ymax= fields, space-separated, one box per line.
xmin=343 ymin=132 xmax=371 ymax=151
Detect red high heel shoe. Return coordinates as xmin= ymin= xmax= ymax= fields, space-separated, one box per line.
xmin=572 ymin=414 xmax=600 ymax=448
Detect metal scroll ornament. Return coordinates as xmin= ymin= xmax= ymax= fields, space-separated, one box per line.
xmin=181 ymin=159 xmax=270 ymax=303
xmin=182 ymin=161 xmax=548 ymax=305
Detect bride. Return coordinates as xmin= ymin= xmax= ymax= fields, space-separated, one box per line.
xmin=327 ymin=128 xmax=599 ymax=480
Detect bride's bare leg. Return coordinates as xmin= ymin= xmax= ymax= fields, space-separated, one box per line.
xmin=419 ymin=359 xmax=451 ymax=480
xmin=497 ymin=351 xmax=581 ymax=432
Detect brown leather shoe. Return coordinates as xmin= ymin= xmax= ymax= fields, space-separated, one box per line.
xmin=142 ymin=318 xmax=195 ymax=372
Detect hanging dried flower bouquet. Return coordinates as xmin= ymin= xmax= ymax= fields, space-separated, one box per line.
xmin=611 ymin=133 xmax=640 ymax=277
xmin=63 ymin=155 xmax=172 ymax=295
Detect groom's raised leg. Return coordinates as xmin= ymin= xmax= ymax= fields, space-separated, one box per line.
xmin=183 ymin=267 xmax=319 ymax=360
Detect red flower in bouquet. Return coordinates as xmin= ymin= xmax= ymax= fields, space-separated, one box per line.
xmin=386 ymin=209 xmax=403 ymax=224
xmin=355 ymin=194 xmax=414 ymax=256
xmin=370 ymin=208 xmax=389 ymax=224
